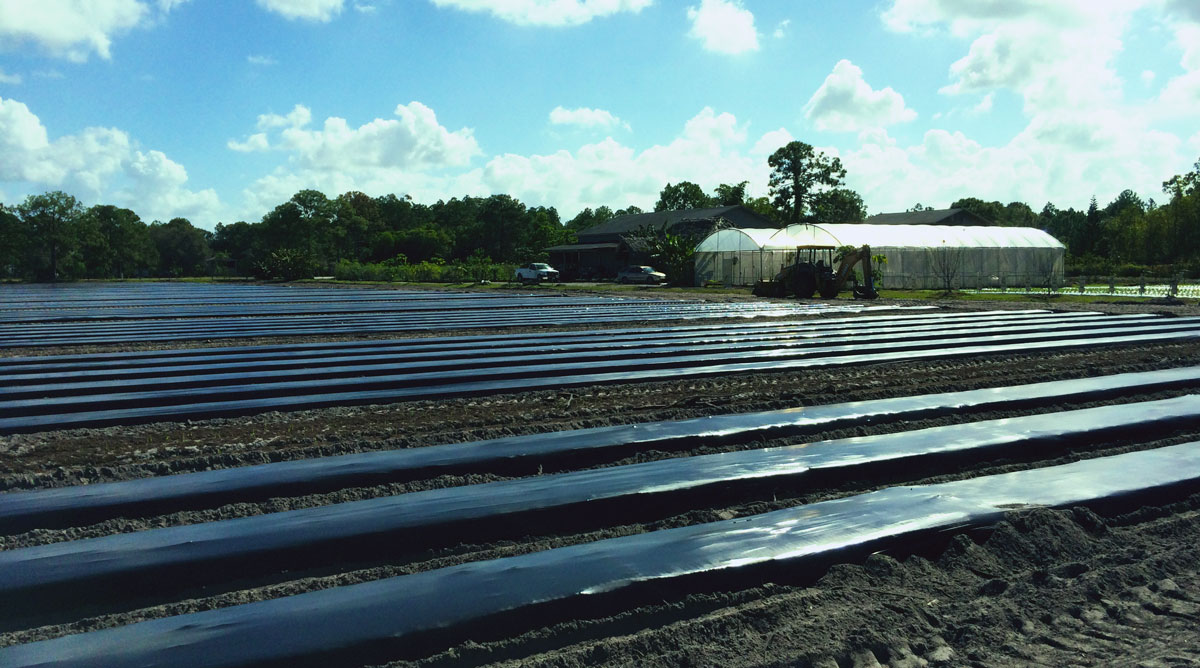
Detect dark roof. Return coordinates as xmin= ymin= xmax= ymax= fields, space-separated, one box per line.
xmin=545 ymin=242 xmax=620 ymax=252
xmin=863 ymin=208 xmax=994 ymax=226
xmin=577 ymin=205 xmax=775 ymax=242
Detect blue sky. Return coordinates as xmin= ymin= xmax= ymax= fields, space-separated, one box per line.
xmin=1 ymin=0 xmax=1198 ymax=229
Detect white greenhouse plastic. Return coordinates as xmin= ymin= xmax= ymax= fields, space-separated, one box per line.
xmin=694 ymin=224 xmax=1065 ymax=289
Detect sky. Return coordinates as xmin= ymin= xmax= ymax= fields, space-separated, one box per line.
xmin=0 ymin=0 xmax=1198 ymax=230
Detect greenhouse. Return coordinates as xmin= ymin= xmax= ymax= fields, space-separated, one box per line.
xmin=693 ymin=227 xmax=817 ymax=287
xmin=694 ymin=223 xmax=1065 ymax=290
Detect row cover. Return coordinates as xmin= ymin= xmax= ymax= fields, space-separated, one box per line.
xmin=0 ymin=315 xmax=1151 ymax=399
xmin=7 ymin=364 xmax=1197 ymax=533
xmin=5 ymin=442 xmax=1199 ymax=667
xmin=3 ymin=325 xmax=1199 ymax=434
xmin=3 ymin=318 xmax=1197 ymax=416
xmin=0 ymin=295 xmax=698 ymax=325
xmin=0 ymin=309 xmax=1042 ymax=370
xmin=3 ymin=396 xmax=1197 ymax=626
xmin=0 ymin=303 xmax=866 ymax=348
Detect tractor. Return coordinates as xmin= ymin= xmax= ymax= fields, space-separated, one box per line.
xmin=753 ymin=244 xmax=878 ymax=300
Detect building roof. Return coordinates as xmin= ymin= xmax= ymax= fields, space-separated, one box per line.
xmin=863 ymin=208 xmax=994 ymax=226
xmin=544 ymin=242 xmax=621 ymax=252
xmin=577 ymin=205 xmax=775 ymax=241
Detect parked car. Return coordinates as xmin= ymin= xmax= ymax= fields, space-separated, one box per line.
xmin=514 ymin=262 xmax=560 ymax=284
xmin=616 ymin=265 xmax=667 ymax=284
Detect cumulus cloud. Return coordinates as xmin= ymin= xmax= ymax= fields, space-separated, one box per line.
xmin=227 ymin=133 xmax=270 ymax=152
xmin=866 ymin=0 xmax=1194 ymax=208
xmin=549 ymin=106 xmax=629 ymax=130
xmin=687 ymin=0 xmax=759 ymax=54
xmin=255 ymin=0 xmax=345 ymax=21
xmin=256 ymin=104 xmax=313 ymax=130
xmin=0 ymin=96 xmax=220 ymax=222
xmin=751 ymin=128 xmax=793 ymax=156
xmin=883 ymin=0 xmax=1149 ymax=115
xmin=0 ymin=0 xmax=176 ymax=61
xmin=247 ymin=54 xmax=278 ymax=66
xmin=234 ymin=101 xmax=483 ymax=216
xmin=429 ymin=0 xmax=651 ymax=26
xmin=804 ymin=60 xmax=917 ymax=132
xmin=773 ymin=19 xmax=790 ymax=39
xmin=481 ymin=107 xmax=772 ymax=216
xmin=0 ymin=68 xmax=20 ymax=85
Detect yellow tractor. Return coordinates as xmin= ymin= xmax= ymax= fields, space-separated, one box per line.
xmin=753 ymin=244 xmax=878 ymax=299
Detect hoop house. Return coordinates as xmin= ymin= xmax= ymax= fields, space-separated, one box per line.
xmin=784 ymin=224 xmax=1065 ymax=290
xmin=694 ymin=228 xmax=819 ymax=286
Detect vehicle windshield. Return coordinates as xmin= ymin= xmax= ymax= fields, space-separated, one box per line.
xmin=531 ymin=263 xmax=551 ymax=270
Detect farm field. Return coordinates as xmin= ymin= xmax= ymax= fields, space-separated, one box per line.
xmin=2 ymin=282 xmax=1200 ymax=667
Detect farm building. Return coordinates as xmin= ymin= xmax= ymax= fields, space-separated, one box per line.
xmin=694 ymin=222 xmax=1065 ymax=290
xmin=547 ymin=205 xmax=775 ymax=280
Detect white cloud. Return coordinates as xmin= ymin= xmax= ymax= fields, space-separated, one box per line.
xmin=687 ymin=0 xmax=759 ymax=54
xmin=883 ymin=1 xmax=1150 ymax=116
xmin=247 ymin=54 xmax=278 ymax=66
xmin=751 ymin=128 xmax=793 ymax=156
xmin=430 ymin=0 xmax=651 ymax=26
xmin=1155 ymin=70 xmax=1200 ymax=119
xmin=255 ymin=0 xmax=345 ymax=22
xmin=972 ymin=92 xmax=993 ymax=114
xmin=773 ymin=18 xmax=790 ymax=39
xmin=227 ymin=133 xmax=271 ymax=152
xmin=256 ymin=104 xmax=313 ymax=130
xmin=1141 ymin=69 xmax=1156 ymax=85
xmin=0 ymin=0 xmax=156 ymax=61
xmin=804 ymin=60 xmax=917 ymax=132
xmin=481 ymin=107 xmax=770 ymax=216
xmin=354 ymin=3 xmax=377 ymax=12
xmin=549 ymin=105 xmax=629 ymax=130
xmin=235 ymin=101 xmax=484 ymax=216
xmin=0 ymin=68 xmax=20 ymax=85
xmin=866 ymin=0 xmax=1194 ymax=210
xmin=0 ymin=96 xmax=220 ymax=223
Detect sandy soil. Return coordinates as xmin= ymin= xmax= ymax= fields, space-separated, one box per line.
xmin=2 ymin=295 xmax=1199 ymax=666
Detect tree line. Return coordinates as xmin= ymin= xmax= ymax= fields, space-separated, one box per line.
xmin=2 ymin=145 xmax=1197 ymax=282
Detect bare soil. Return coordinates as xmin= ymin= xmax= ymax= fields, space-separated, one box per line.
xmin=2 ymin=296 xmax=1199 ymax=666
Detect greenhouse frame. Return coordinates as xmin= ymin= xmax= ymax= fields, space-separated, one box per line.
xmin=694 ymin=223 xmax=1065 ymax=290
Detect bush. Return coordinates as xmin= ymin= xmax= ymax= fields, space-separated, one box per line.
xmin=332 ymin=258 xmax=516 ymax=283
xmin=256 ymin=249 xmax=319 ymax=281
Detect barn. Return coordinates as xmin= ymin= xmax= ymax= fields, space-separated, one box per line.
xmin=547 ymin=205 xmax=775 ymax=280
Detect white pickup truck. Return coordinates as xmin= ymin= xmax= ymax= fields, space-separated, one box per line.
xmin=514 ymin=263 xmax=560 ymax=285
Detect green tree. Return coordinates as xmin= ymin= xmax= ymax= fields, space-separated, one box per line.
xmin=767 ymin=141 xmax=847 ymax=226
xmin=565 ymin=206 xmax=614 ymax=232
xmin=211 ymin=221 xmax=259 ymax=275
xmin=810 ymin=188 xmax=867 ymax=222
xmin=654 ymin=181 xmax=712 ymax=211
xmin=949 ymin=197 xmax=1003 ymax=225
xmin=87 ymin=205 xmax=156 ymax=278
xmin=149 ymin=217 xmax=209 ymax=276
xmin=0 ymin=205 xmax=26 ymax=278
xmin=623 ymin=224 xmax=697 ymax=286
xmin=744 ymin=196 xmax=777 ymax=222
xmin=17 ymin=191 xmax=84 ymax=281
xmin=712 ymin=181 xmax=749 ymax=206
